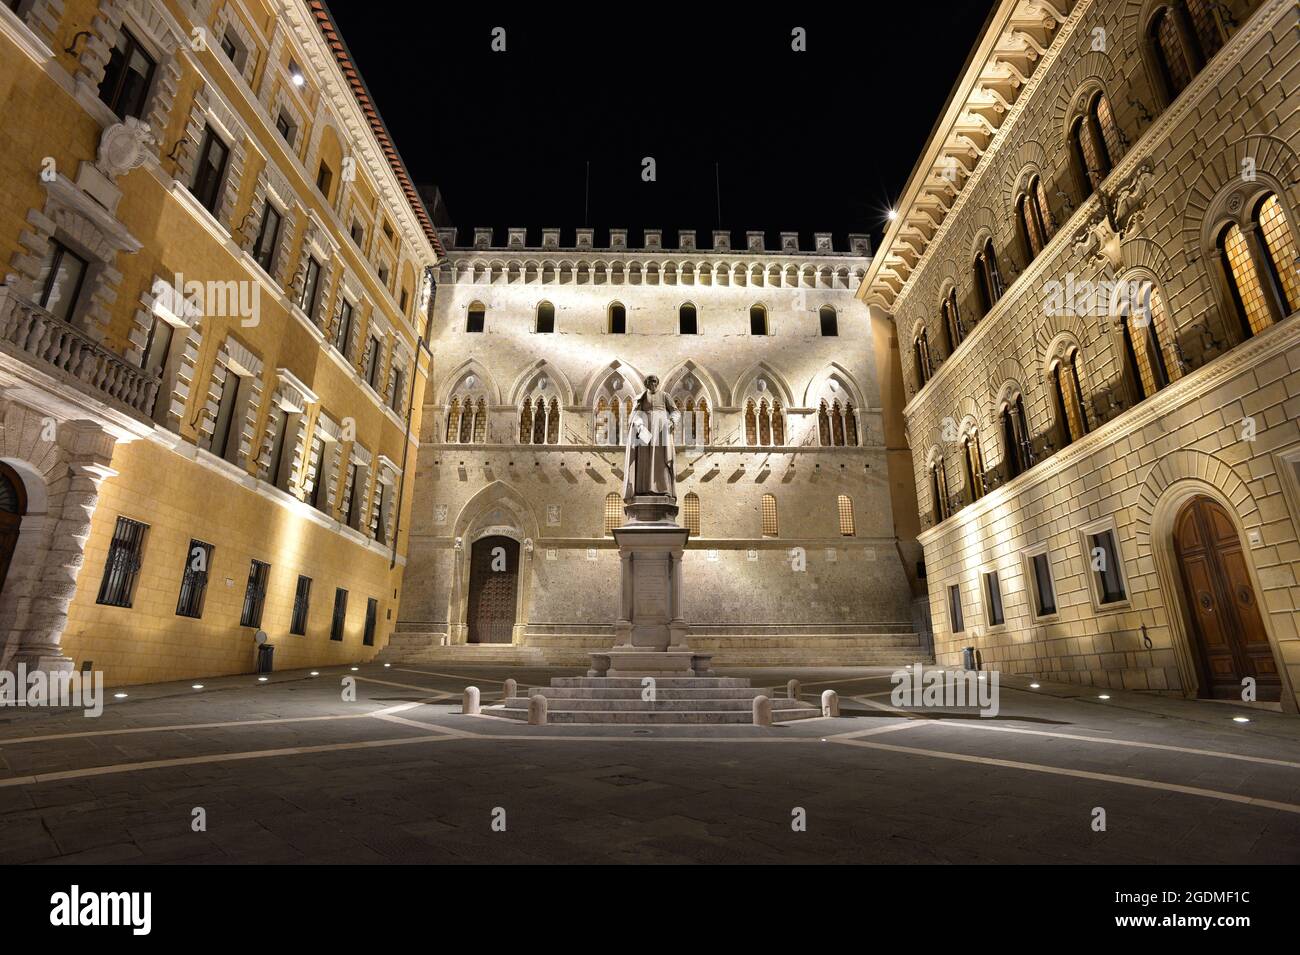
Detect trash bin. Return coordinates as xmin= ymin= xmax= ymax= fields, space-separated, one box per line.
xmin=257 ymin=642 xmax=275 ymax=674
xmin=962 ymin=646 xmax=976 ymax=670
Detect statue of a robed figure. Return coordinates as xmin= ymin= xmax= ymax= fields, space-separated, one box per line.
xmin=592 ymin=373 xmax=711 ymax=677
xmin=621 ymin=376 xmax=679 ymax=517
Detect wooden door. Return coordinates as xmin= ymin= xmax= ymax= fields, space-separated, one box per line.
xmin=0 ymin=464 xmax=26 ymax=600
xmin=1174 ymin=496 xmax=1280 ymax=702
xmin=467 ymin=536 xmax=519 ymax=644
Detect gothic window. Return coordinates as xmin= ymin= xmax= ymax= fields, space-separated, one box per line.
xmin=547 ymin=398 xmax=560 ymax=444
xmin=679 ymin=303 xmax=698 ymax=334
xmin=683 ymin=492 xmax=701 ymax=536
xmin=831 ymin=401 xmax=846 ymax=446
xmin=820 ymin=306 xmax=838 ymax=337
xmin=682 ymin=397 xmax=711 ymax=447
xmin=530 ymin=397 xmax=546 ymax=444
xmin=962 ymin=430 xmax=986 ymax=504
xmin=1218 ymin=193 xmax=1300 ymax=340
xmin=750 ymin=304 xmax=768 ymax=335
xmin=595 ymin=375 xmax=635 ymax=445
xmin=772 ymin=399 xmax=786 ymax=445
xmin=837 ymin=495 xmax=856 ymax=537
xmin=604 ymin=492 xmax=622 ymax=536
xmin=536 ymin=301 xmax=555 ymax=333
xmin=844 ymin=402 xmax=858 ymax=446
xmin=447 ymin=398 xmax=461 ymax=442
xmin=745 ymin=400 xmax=758 ymax=445
xmin=518 ymin=401 xmax=533 ymax=443
xmin=608 ymin=302 xmax=626 ymax=334
xmin=761 ymin=494 xmax=778 ymax=537
xmin=471 ymin=397 xmax=487 ymax=443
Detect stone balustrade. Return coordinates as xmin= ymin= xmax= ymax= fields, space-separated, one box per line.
xmin=0 ymin=286 xmax=159 ymax=417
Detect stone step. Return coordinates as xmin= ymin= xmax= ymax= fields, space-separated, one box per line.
xmin=524 ymin=633 xmax=923 ymax=649
xmin=519 ymin=687 xmax=790 ymax=700
xmin=503 ymin=696 xmax=813 ymax=712
xmin=547 ymin=676 xmax=753 ymax=689
xmin=483 ymin=706 xmax=821 ymax=725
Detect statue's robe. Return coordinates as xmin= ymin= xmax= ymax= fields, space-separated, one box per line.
xmin=621 ymin=389 xmax=679 ymax=502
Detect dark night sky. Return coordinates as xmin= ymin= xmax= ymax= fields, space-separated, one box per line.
xmin=324 ymin=2 xmax=996 ymax=250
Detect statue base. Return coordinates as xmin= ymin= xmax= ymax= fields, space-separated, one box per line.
xmin=621 ymin=493 xmax=678 ymax=526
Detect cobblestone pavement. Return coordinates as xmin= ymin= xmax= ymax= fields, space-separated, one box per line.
xmin=1 ymin=664 xmax=1297 ymax=864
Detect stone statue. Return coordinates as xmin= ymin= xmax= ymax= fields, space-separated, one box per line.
xmin=621 ymin=375 xmax=679 ymax=503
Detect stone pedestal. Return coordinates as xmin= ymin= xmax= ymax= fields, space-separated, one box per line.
xmin=589 ymin=498 xmax=708 ymax=677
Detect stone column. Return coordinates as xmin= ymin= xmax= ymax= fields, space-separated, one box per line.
xmin=615 ymin=552 xmax=633 ymax=646
xmin=10 ymin=423 xmax=117 ymax=674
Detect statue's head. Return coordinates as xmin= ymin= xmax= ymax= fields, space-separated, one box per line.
xmin=645 ymin=376 xmax=660 ymax=394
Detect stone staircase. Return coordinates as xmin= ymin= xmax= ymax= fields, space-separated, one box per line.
xmin=483 ymin=676 xmax=822 ymax=725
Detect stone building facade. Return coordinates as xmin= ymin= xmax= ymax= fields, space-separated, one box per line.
xmin=863 ymin=0 xmax=1300 ymax=710
xmin=0 ymin=0 xmax=439 ymax=685
xmin=393 ymin=228 xmax=928 ymax=665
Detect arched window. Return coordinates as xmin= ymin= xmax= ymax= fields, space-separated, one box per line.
xmin=1149 ymin=5 xmax=1193 ymax=101
xmin=1071 ymin=91 xmax=1121 ymax=198
xmin=819 ymin=306 xmax=838 ymax=337
xmin=758 ymin=400 xmax=772 ymax=445
xmin=749 ymin=304 xmax=768 ymax=336
xmin=1148 ymin=1 xmax=1227 ymax=104
xmin=929 ymin=457 xmax=950 ymax=524
xmin=837 ymin=495 xmax=855 ymax=537
xmin=941 ymin=288 xmax=963 ymax=353
xmin=999 ymin=393 xmax=1032 ymax=480
xmin=818 ymin=401 xmax=832 ymax=446
xmin=914 ymin=329 xmax=933 ymax=386
xmin=547 ymin=398 xmax=560 ymax=444
xmin=1051 ymin=350 xmax=1089 ymax=447
xmin=973 ymin=238 xmax=1005 ymax=315
xmin=744 ymin=400 xmax=757 ymax=445
xmin=458 ymin=400 xmax=473 ymax=443
xmin=761 ymin=494 xmax=778 ymax=537
xmin=518 ymin=401 xmax=532 ymax=443
xmin=446 ymin=398 xmax=461 ymax=442
xmin=447 ymin=376 xmax=490 ymax=445
xmin=682 ymin=397 xmax=711 ymax=447
xmin=679 ymin=303 xmax=697 ymax=335
xmin=1116 ymin=279 xmax=1175 ymax=402
xmin=831 ymin=401 xmax=846 ymax=446
xmin=683 ymin=492 xmax=701 ymax=536
xmin=472 ymin=397 xmax=487 ymax=443
xmin=741 ymin=391 xmax=785 ymax=447
xmin=595 ymin=374 xmax=634 ymax=445
xmin=772 ymin=399 xmax=786 ymax=446
xmin=604 ymin=492 xmax=622 ymax=536
xmin=962 ymin=431 xmax=986 ymax=504
xmin=466 ymin=302 xmax=485 ymax=333
xmin=608 ymin=302 xmax=626 ymax=334
xmin=1218 ymin=193 xmax=1300 ymax=339
xmin=535 ymin=301 xmax=555 ymax=334
xmin=1017 ymin=174 xmax=1054 ymax=263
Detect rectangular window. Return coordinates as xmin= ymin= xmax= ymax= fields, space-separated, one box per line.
xmin=363 ymin=337 xmax=381 ymax=388
xmin=307 ymin=434 xmax=328 ymax=510
xmin=315 ymin=161 xmax=333 ymax=198
xmin=947 ymin=584 xmax=964 ymax=634
xmin=466 ymin=305 xmax=485 ymax=333
xmin=399 ymin=288 xmax=409 ymax=313
xmin=299 ymin=256 xmax=322 ymax=319
xmin=1031 ymin=552 xmax=1057 ymax=617
xmin=35 ymin=240 xmax=89 ymax=323
xmin=389 ymin=365 xmax=406 ymax=414
xmin=334 ymin=299 xmax=354 ymax=355
xmin=344 ymin=463 xmax=361 ymax=528
xmin=290 ymin=575 xmax=312 ymax=635
xmin=252 ymin=202 xmax=282 ymax=272
xmin=192 ymin=127 xmax=230 ymax=214
xmin=1088 ymin=529 xmax=1127 ymax=604
xmin=349 ymin=220 xmax=364 ymax=245
xmin=363 ymin=597 xmax=378 ymax=646
xmin=330 ymin=588 xmax=348 ymax=641
xmin=175 ymin=539 xmax=214 ymax=618
xmin=984 ymin=570 xmax=1005 ymax=626
xmin=98 ymin=28 xmax=156 ymax=120
xmin=96 ymin=517 xmax=148 ymax=608
xmin=240 ymin=559 xmax=270 ymax=627
xmin=276 ymin=111 xmax=295 ymax=146
xmin=210 ymin=368 xmax=244 ymax=461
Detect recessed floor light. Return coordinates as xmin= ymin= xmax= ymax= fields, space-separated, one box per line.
xmin=384 ymin=663 xmax=391 ymax=667
xmin=257 ymin=677 xmax=269 ymax=682
xmin=1098 ymin=694 xmax=1110 ymax=700
xmin=114 ymin=692 xmax=128 ymax=699
xmin=310 ymin=671 xmax=320 ymax=676
xmin=1029 ymin=682 xmax=1041 ymax=689
xmin=191 ymin=684 xmax=204 ymax=690
xmin=350 ymin=667 xmax=359 ymax=671
xmin=1232 ymin=716 xmax=1251 ymax=723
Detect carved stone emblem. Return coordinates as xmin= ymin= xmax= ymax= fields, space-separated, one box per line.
xmin=96 ymin=117 xmax=156 ymax=180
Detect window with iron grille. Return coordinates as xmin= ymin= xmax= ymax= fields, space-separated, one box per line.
xmin=761 ymin=494 xmax=778 ymax=537
xmin=290 ymin=575 xmax=312 ymax=635
xmin=363 ymin=597 xmax=378 ymax=646
xmin=330 ymin=588 xmax=348 ymax=641
xmin=682 ymin=492 xmax=700 ymax=536
xmin=175 ymin=539 xmax=214 ymax=618
xmin=837 ymin=495 xmax=855 ymax=537
xmin=603 ymin=492 xmax=622 ymax=536
xmin=96 ymin=517 xmax=148 ymax=608
xmin=240 ymin=559 xmax=270 ymax=627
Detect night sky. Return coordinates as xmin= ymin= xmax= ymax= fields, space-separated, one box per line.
xmin=323 ymin=2 xmax=996 ymax=251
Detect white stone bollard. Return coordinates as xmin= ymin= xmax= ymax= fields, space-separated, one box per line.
xmin=528 ymin=693 xmax=548 ymax=725
xmin=463 ymin=686 xmax=481 ymax=715
xmin=752 ymin=695 xmax=772 ymax=726
xmin=787 ymin=678 xmax=801 ymax=699
xmin=502 ymin=678 xmax=518 ymax=701
xmin=822 ymin=689 xmax=840 ymax=717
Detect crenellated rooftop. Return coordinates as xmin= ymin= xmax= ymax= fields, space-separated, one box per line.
xmin=436 ymin=227 xmax=872 ymax=258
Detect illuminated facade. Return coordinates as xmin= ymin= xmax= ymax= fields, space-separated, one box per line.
xmin=865 ymin=0 xmax=1300 ymax=710
xmin=0 ymin=0 xmax=439 ymax=685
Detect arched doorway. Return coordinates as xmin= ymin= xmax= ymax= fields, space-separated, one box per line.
xmin=466 ymin=535 xmax=520 ymax=644
xmin=1174 ymin=496 xmax=1280 ymax=702
xmin=0 ymin=463 xmax=26 ymax=599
